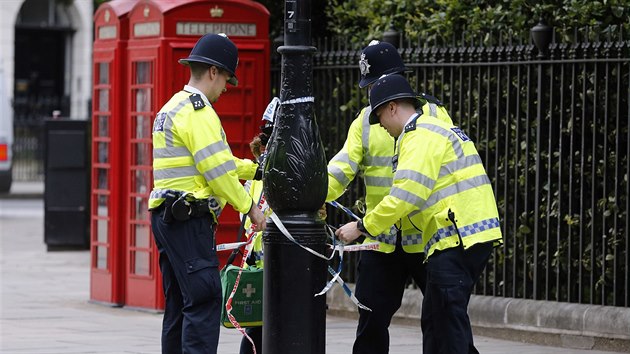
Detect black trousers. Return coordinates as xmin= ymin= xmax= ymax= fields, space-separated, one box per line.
xmin=421 ymin=242 xmax=493 ymax=354
xmin=352 ymin=239 xmax=426 ymax=354
xmin=239 ymin=326 xmax=262 ymax=354
xmin=151 ymin=211 xmax=221 ymax=354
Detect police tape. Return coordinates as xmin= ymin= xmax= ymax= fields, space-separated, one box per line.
xmin=216 ymin=241 xmax=248 ymax=251
xmin=269 ymin=212 xmax=371 ymax=311
xmin=218 ymin=195 xmax=373 ymax=318
xmin=281 ymin=96 xmax=314 ymax=105
xmin=327 ymin=265 xmax=372 ymax=312
xmin=268 ymin=212 xmax=335 ymax=261
xmin=327 ymin=200 xmax=361 ymax=220
xmin=329 ymin=242 xmax=380 ymax=252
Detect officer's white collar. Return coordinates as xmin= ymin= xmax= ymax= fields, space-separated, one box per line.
xmin=183 ymin=85 xmax=211 ymax=107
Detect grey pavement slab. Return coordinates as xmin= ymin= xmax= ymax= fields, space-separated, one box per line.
xmin=0 ymin=199 xmax=619 ymax=353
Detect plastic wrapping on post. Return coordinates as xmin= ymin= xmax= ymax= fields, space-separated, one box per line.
xmin=263 ymin=50 xmax=327 ymax=213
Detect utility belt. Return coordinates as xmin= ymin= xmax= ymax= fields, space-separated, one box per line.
xmin=152 ymin=191 xmax=214 ymax=223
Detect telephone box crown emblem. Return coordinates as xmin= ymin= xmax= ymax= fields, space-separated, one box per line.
xmin=210 ymin=5 xmax=224 ymax=18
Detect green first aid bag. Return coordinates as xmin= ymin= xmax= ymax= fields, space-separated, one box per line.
xmin=220 ymin=264 xmax=263 ymax=328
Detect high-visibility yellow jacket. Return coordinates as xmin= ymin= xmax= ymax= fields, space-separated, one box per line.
xmin=327 ymin=99 xmax=453 ymax=253
xmin=148 ymin=90 xmax=257 ymax=221
xmin=362 ymin=113 xmax=503 ymax=260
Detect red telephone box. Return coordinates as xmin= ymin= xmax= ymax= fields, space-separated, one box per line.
xmin=124 ymin=0 xmax=270 ymax=310
xmin=90 ymin=0 xmax=134 ymax=306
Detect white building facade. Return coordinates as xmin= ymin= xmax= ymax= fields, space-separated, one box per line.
xmin=0 ymin=0 xmax=93 ymax=120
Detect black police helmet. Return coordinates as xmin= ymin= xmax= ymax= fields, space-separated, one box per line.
xmin=368 ymin=74 xmax=420 ymax=125
xmin=358 ymin=41 xmax=407 ymax=88
xmin=179 ymin=33 xmax=239 ymax=86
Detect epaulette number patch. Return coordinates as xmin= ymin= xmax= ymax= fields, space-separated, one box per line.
xmin=190 ymin=94 xmax=205 ymax=110
xmin=153 ymin=112 xmax=166 ymax=132
xmin=451 ymin=127 xmax=470 ymax=142
xmin=392 ymin=154 xmax=399 ymax=173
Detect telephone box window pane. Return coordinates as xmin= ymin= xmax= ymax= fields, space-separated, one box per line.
xmin=135 ymin=115 xmax=151 ymax=139
xmin=135 ymin=225 xmax=150 ymax=248
xmin=97 ymin=245 xmax=108 ymax=269
xmin=134 ymin=171 xmax=149 ymax=196
xmin=134 ymin=196 xmax=148 ymax=221
xmin=135 ymin=143 xmax=150 ymax=166
xmin=135 ymin=88 xmax=151 ymax=113
xmin=98 ymin=115 xmax=109 ymax=136
xmin=97 ymin=194 xmax=108 ymax=216
xmin=99 ymin=62 xmax=109 ymax=84
xmin=98 ymin=142 xmax=109 ymax=163
xmin=133 ymin=224 xmax=150 ymax=276
xmin=134 ymin=251 xmax=150 ymax=276
xmin=97 ymin=168 xmax=108 ymax=189
xmin=135 ymin=62 xmax=151 ymax=84
xmin=98 ymin=89 xmax=109 ymax=111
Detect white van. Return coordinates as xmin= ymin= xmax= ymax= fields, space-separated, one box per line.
xmin=0 ymin=67 xmax=13 ymax=192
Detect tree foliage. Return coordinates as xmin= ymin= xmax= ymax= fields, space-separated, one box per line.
xmin=325 ymin=0 xmax=630 ymax=44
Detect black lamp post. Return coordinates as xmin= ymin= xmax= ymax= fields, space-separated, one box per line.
xmin=262 ymin=0 xmax=328 ymax=352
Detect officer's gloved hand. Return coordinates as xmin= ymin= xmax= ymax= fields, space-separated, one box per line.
xmin=253 ymin=166 xmax=263 ymax=180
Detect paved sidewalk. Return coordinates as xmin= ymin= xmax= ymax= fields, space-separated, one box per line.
xmin=0 ymin=200 xmax=619 ymax=353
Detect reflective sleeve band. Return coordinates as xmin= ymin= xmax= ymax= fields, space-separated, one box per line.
xmin=394 ymin=169 xmax=436 ymax=190
xmin=363 ymin=155 xmax=391 ymax=167
xmin=202 ymin=160 xmax=237 ymax=180
xmin=153 ymin=146 xmax=191 ymax=158
xmin=193 ymin=140 xmax=231 ymax=164
xmin=328 ymin=165 xmax=352 ymax=187
xmin=390 ymin=186 xmax=426 ymax=209
xmin=421 ymin=175 xmax=491 ymax=211
xmin=364 ymin=175 xmax=393 ymax=187
xmin=330 ymin=152 xmax=359 ymax=173
xmin=438 ymin=154 xmax=483 ymax=178
xmin=154 ymin=165 xmax=199 ymax=180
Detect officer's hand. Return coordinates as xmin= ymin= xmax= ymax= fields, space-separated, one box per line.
xmin=248 ymin=205 xmax=267 ymax=232
xmin=335 ymin=221 xmax=362 ymax=244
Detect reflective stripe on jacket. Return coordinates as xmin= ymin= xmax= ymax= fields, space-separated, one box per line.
xmin=327 ymin=99 xmax=453 ymax=253
xmin=148 ymin=90 xmax=257 ymax=219
xmin=362 ymin=113 xmax=503 ymax=260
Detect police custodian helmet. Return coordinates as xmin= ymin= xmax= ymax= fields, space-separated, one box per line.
xmin=358 ymin=40 xmax=407 ymax=88
xmin=179 ymin=33 xmax=239 ymax=86
xmin=368 ymin=74 xmax=420 ymax=124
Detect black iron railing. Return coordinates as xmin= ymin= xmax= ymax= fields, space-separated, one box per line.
xmin=270 ymin=26 xmax=630 ymax=308
xmin=11 ymin=94 xmax=69 ymax=181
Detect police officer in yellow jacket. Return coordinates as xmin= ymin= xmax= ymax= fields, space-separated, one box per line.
xmin=335 ymin=74 xmax=502 ymax=354
xmin=326 ymin=41 xmax=453 ymax=354
xmin=149 ymin=33 xmax=266 ymax=354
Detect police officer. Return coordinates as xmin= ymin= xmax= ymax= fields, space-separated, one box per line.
xmin=149 ymin=33 xmax=266 ymax=354
xmin=335 ymin=74 xmax=503 ymax=354
xmin=325 ymin=40 xmax=452 ymax=354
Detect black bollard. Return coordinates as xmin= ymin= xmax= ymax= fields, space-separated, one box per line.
xmin=261 ymin=0 xmax=328 ymax=353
